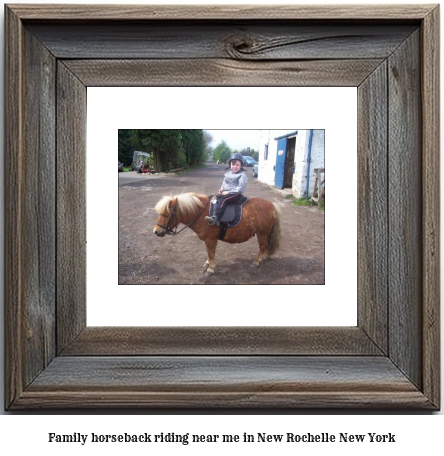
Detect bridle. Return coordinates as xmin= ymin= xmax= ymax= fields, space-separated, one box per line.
xmin=156 ymin=196 xmax=211 ymax=236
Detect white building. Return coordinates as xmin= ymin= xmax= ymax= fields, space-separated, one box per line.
xmin=257 ymin=130 xmax=324 ymax=198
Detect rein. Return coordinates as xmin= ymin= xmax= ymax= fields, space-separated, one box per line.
xmin=157 ymin=196 xmax=212 ymax=236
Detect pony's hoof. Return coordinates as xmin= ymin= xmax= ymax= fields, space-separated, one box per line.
xmin=206 ymin=268 xmax=215 ymax=275
xmin=251 ymin=261 xmax=260 ymax=268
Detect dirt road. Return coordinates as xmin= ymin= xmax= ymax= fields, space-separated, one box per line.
xmin=118 ymin=162 xmax=325 ymax=285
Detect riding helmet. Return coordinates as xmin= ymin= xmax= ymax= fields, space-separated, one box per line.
xmin=228 ymin=152 xmax=245 ymax=168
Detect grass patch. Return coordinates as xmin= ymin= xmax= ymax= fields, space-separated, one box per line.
xmin=293 ymin=197 xmax=325 ymax=211
xmin=175 ymin=163 xmax=206 ymax=173
xmin=293 ymin=197 xmax=314 ymax=207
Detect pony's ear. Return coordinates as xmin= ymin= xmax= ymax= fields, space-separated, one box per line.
xmin=169 ymin=196 xmax=178 ymax=209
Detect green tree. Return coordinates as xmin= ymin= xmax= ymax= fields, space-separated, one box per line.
xmin=238 ymin=147 xmax=258 ymax=161
xmin=213 ymin=140 xmax=231 ymax=164
xmin=180 ymin=129 xmax=205 ymax=165
xmin=131 ymin=129 xmax=183 ymax=172
xmin=122 ymin=129 xmax=208 ymax=171
xmin=203 ymin=131 xmax=214 ymax=160
xmin=118 ymin=129 xmax=135 ymax=166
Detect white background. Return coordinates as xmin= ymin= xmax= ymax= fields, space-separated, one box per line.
xmin=0 ymin=0 xmax=442 ymax=452
xmin=87 ymin=87 xmax=357 ymax=326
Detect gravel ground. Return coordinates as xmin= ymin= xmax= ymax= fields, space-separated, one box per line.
xmin=119 ymin=162 xmax=325 ymax=285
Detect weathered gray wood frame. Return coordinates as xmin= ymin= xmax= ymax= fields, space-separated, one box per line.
xmin=5 ymin=4 xmax=440 ymax=409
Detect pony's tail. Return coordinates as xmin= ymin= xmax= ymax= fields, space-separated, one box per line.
xmin=266 ymin=203 xmax=282 ymax=256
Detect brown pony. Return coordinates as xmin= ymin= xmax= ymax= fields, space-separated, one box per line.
xmin=153 ymin=192 xmax=281 ymax=274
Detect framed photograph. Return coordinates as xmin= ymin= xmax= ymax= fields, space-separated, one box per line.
xmin=5 ymin=4 xmax=440 ymax=409
xmin=97 ymin=91 xmax=353 ymax=327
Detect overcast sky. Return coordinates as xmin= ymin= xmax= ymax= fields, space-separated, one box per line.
xmin=205 ymin=130 xmax=261 ymax=151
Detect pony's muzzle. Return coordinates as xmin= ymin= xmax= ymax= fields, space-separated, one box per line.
xmin=153 ymin=226 xmax=166 ymax=237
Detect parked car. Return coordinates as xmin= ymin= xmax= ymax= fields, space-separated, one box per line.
xmin=243 ymin=156 xmax=256 ymax=167
xmin=253 ymin=163 xmax=258 ymax=177
xmin=118 ymin=161 xmax=123 ymax=172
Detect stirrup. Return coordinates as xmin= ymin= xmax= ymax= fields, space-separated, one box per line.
xmin=205 ymin=216 xmax=217 ymax=225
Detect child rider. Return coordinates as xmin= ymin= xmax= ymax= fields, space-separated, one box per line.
xmin=205 ymin=152 xmax=248 ymax=225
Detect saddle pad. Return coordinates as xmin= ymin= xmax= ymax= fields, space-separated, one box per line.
xmin=209 ymin=195 xmax=248 ymax=228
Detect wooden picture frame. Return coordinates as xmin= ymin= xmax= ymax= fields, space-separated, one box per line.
xmin=5 ymin=4 xmax=440 ymax=410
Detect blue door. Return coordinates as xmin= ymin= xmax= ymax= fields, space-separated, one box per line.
xmin=274 ymin=137 xmax=287 ymax=189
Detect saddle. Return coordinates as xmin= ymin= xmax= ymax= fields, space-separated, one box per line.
xmin=209 ymin=195 xmax=249 ymax=240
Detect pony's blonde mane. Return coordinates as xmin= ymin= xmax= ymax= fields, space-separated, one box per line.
xmin=177 ymin=193 xmax=205 ymax=216
xmin=154 ymin=195 xmax=174 ymax=215
xmin=154 ymin=192 xmax=205 ymax=217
